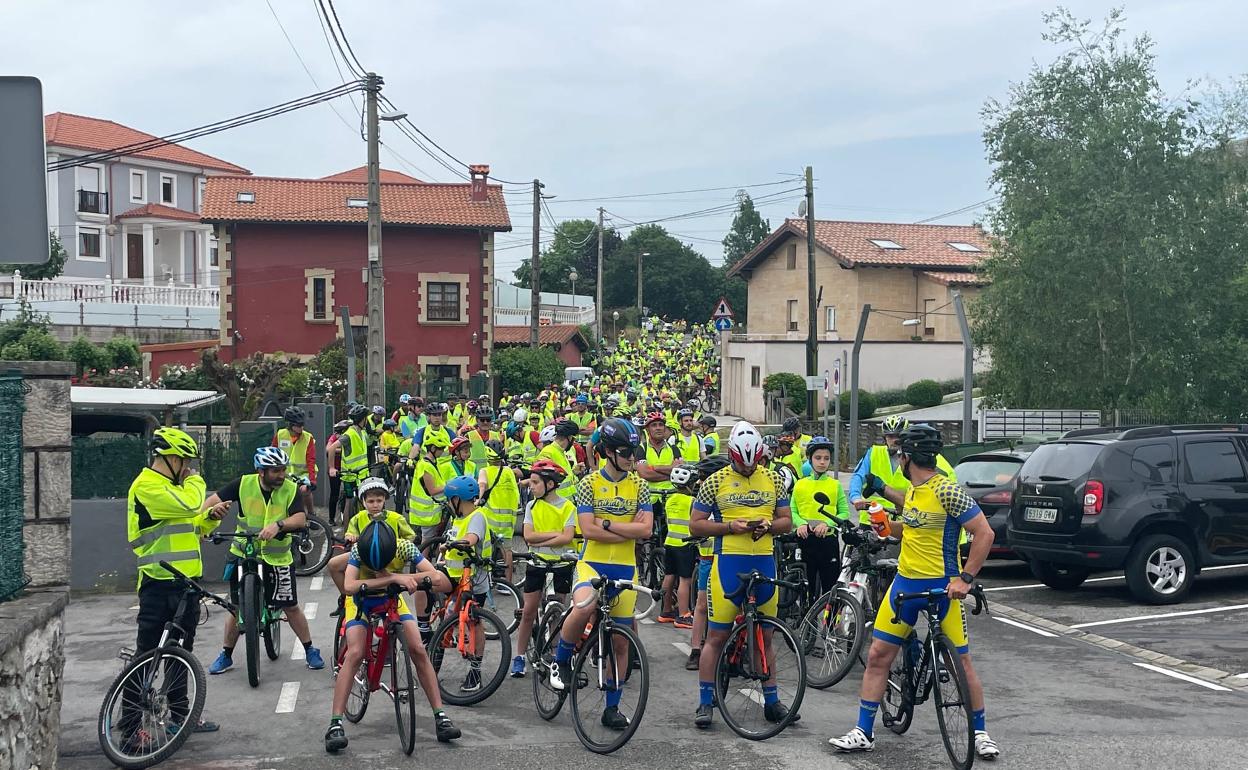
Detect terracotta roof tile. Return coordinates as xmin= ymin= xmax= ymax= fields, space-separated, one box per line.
xmin=493 ymin=324 xmax=586 ymax=347
xmin=44 ymin=112 xmax=249 ymax=174
xmin=116 ymin=203 xmax=203 ymax=222
xmin=320 ymin=166 xmax=423 ymax=184
xmin=920 ymin=270 xmax=986 ymax=286
xmin=201 ymin=175 xmax=511 ymax=230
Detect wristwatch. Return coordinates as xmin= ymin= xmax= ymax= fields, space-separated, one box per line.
xmin=602 ymin=519 xmax=612 ymax=532
xmin=275 ymin=520 xmax=284 ymax=533
xmin=958 ymin=571 xmax=975 ymax=584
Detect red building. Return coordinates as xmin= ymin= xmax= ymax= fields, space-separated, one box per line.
xmin=493 ymin=325 xmax=589 ymax=368
xmin=201 ymin=166 xmax=511 ymax=390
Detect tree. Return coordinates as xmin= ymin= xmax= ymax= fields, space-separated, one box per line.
xmin=722 ymin=191 xmax=771 ymax=268
xmin=975 ymin=9 xmax=1248 ymax=418
xmin=0 ymin=232 xmax=68 ymax=281
xmin=491 ymin=346 xmax=565 ymax=394
xmin=513 ymin=219 xmax=624 ymax=294
xmin=200 ymin=349 xmax=300 ymax=430
xmin=602 ymin=224 xmax=726 ymax=322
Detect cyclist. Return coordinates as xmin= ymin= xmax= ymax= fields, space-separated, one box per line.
xmin=549 ymin=418 xmax=650 ymax=734
xmin=206 ymin=447 xmax=324 ymax=674
xmin=689 ymin=420 xmax=795 ymax=728
xmin=437 ymin=475 xmax=493 ymax=694
xmin=791 ymin=436 xmax=851 ymax=603
xmin=698 ymin=415 xmax=720 ymax=457
xmin=272 ymin=407 xmax=317 ymax=515
xmin=366 ymin=405 xmax=387 ymax=453
xmin=568 ymin=393 xmax=597 ymax=443
xmin=325 ymin=520 xmax=460 ymax=752
xmin=378 ymin=418 xmax=401 ymax=482
xmin=673 ymin=408 xmax=705 ymax=463
xmin=325 ymin=420 xmax=350 ymax=525
xmin=536 ymin=419 xmax=581 ymax=500
xmin=325 ymin=477 xmax=415 ymax=608
xmin=411 ymin=401 xmax=454 ymax=454
xmin=462 ymin=406 xmax=502 ymax=466
xmin=827 ymin=424 xmax=999 ymax=759
xmin=510 ymin=458 xmax=578 ymax=678
xmin=398 ymin=396 xmax=427 ymax=439
xmin=125 ymin=428 xmax=226 ymax=745
xmin=407 ymin=429 xmax=449 ymax=543
xmin=685 ymin=455 xmax=729 ymax=671
xmin=478 ymin=439 xmax=521 ymax=583
xmin=329 ymin=405 xmax=373 ymax=518
xmin=848 ymin=415 xmax=956 ymax=524
xmin=658 ymin=464 xmax=698 ymax=629
xmin=781 ymin=416 xmax=812 ymax=463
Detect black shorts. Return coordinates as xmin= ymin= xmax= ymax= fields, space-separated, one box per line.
xmin=226 ymin=557 xmax=299 ymax=609
xmin=523 ymin=562 xmax=574 ymax=594
xmin=663 ymin=544 xmax=698 ymax=579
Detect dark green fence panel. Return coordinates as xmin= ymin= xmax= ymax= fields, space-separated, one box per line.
xmin=0 ymin=373 xmax=27 ymax=601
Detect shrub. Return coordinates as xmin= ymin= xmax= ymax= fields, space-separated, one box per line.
xmin=104 ymin=337 xmax=141 ymax=369
xmin=492 ymin=346 xmax=565 ymax=394
xmin=66 ymin=336 xmax=108 ymax=376
xmin=838 ymin=390 xmax=877 ymax=420
xmin=763 ymin=372 xmax=807 ymax=415
xmin=905 ymin=379 xmax=943 ymax=408
xmin=874 ymin=388 xmax=907 ymax=408
xmin=17 ymin=328 xmax=65 ymax=361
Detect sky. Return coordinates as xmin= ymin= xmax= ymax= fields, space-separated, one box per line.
xmin=3 ymin=0 xmax=1245 ymax=281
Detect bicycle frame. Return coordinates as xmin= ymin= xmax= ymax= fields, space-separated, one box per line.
xmin=724 ymin=573 xmax=776 ymax=681
xmin=221 ymin=532 xmax=284 ymax=631
xmin=889 ymin=587 xmax=987 ymax=709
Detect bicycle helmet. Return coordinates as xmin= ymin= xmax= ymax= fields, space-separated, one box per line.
xmin=782 ymin=416 xmax=801 ymax=435
xmin=554 ymin=419 xmax=579 ymax=438
xmin=727 ymin=420 xmax=765 ymax=468
xmin=484 ymin=439 xmax=507 ymax=462
xmin=333 ymin=419 xmax=350 ymax=434
xmin=399 ymin=393 xmax=411 ymax=405
xmin=283 ymin=406 xmax=305 ymax=425
xmin=444 ymin=474 xmax=480 ymax=504
xmin=371 ymin=405 xmax=385 ymax=417
xmin=450 ymin=436 xmax=471 ymax=454
xmin=254 ymin=446 xmax=289 ymax=470
xmin=152 ymin=427 xmax=199 ymax=458
xmin=805 ymin=435 xmax=835 ymax=458
xmin=423 ymin=428 xmax=451 ymax=450
xmin=677 ymin=408 xmax=694 ymax=419
xmin=686 ymin=398 xmax=701 ymax=409
xmin=697 ymin=455 xmax=731 ymax=479
xmin=598 ymin=417 xmax=641 ymax=455
xmin=881 ymin=415 xmax=910 ymax=435
xmin=698 ymin=415 xmax=717 ymax=429
xmin=644 ymin=411 xmax=666 ymax=427
xmin=467 ymin=400 xmax=479 ymax=411
xmin=357 ymin=520 xmax=397 ymax=572
xmin=529 ymin=458 xmax=568 ymax=486
xmin=539 ymin=424 xmax=558 ymax=444
xmin=348 ymin=404 xmax=369 ymax=423
xmin=630 ymin=413 xmax=647 ymax=427
xmin=382 ymin=418 xmax=397 ymax=430
xmin=357 ymin=476 xmax=392 ymax=499
xmin=605 ymin=394 xmax=621 ymax=406
xmin=475 ymin=407 xmax=495 ymax=421
xmin=511 ymin=407 xmax=529 ymax=425
xmin=670 ymin=465 xmax=696 ymax=487
xmin=575 ymin=394 xmax=589 ymax=405
xmin=425 ymin=401 xmax=446 ymax=415
xmin=899 ymin=423 xmax=943 ymax=463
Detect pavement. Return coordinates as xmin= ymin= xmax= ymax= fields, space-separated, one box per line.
xmin=59 ymin=557 xmax=1248 ymax=770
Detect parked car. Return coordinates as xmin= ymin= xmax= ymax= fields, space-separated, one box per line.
xmin=954 ymin=448 xmax=1035 ymax=559
xmin=1007 ymin=424 xmax=1248 ymax=604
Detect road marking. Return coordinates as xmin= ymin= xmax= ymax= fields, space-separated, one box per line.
xmin=129 ymin=605 xmax=140 ymax=610
xmin=1234 ymin=672 xmax=1248 ymax=679
xmin=640 ymin=618 xmax=655 ymax=625
xmin=310 ymin=576 xmax=324 ymax=592
xmin=1132 ymin=662 xmax=1231 ymax=691
xmin=303 ymin=602 xmax=318 ymax=621
xmin=984 ymin=563 xmax=1248 ymax=593
xmin=994 ymin=616 xmax=1058 ymax=638
xmin=672 ymin=641 xmax=692 ymax=655
xmin=738 ymin=688 xmax=764 ymax=705
xmin=275 ymin=681 xmax=301 ymax=712
xmin=291 ymin=642 xmax=305 ymax=661
xmin=1070 ymin=603 xmax=1248 ymax=629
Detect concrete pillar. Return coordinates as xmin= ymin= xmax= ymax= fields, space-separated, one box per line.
xmin=142 ymin=224 xmax=155 ymax=286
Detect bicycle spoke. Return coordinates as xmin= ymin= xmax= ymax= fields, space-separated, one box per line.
xmin=570 ymin=624 xmax=649 ymax=754
xmin=98 ymin=648 xmax=205 ymax=767
xmin=715 ymin=617 xmax=805 ymax=741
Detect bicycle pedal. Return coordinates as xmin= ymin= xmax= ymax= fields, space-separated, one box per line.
xmin=117 ymin=647 xmax=135 ymax=664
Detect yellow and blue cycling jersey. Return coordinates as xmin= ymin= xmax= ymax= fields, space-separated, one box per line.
xmin=692 ymin=465 xmax=789 ymax=556
xmin=896 ymin=473 xmax=981 ymax=580
xmin=572 ymin=469 xmax=652 ymax=622
xmin=344 ymin=540 xmax=424 ymax=629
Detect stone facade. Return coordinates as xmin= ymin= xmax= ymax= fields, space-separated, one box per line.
xmin=19 ymin=362 xmax=74 ymax=588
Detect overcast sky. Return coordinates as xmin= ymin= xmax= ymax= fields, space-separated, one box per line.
xmin=4 ymin=0 xmax=1245 ymax=280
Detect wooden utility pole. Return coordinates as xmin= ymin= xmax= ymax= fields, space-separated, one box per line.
xmin=529 ymin=179 xmax=543 ymax=347
xmin=804 ymin=165 xmax=817 ymax=419
xmin=364 ymin=72 xmax=386 ymax=406
xmin=596 ymin=207 xmax=604 ymax=346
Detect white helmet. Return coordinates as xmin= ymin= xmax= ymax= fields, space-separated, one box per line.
xmin=512 ymin=407 xmax=529 ymax=425
xmin=670 ymin=465 xmax=696 ymax=487
xmin=539 ymin=424 xmax=558 ymax=444
xmin=775 ymin=464 xmax=797 ymax=498
xmin=357 ymin=476 xmax=392 ymax=500
xmin=727 ymin=420 xmax=765 ymax=468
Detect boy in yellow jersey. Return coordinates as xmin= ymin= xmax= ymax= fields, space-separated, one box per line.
xmin=690 ymin=421 xmax=794 ymax=729
xmin=436 ymin=475 xmax=493 ymax=695
xmin=659 ymin=465 xmax=698 ymax=628
xmin=325 ymin=519 xmax=459 ymax=753
xmin=685 ymin=456 xmax=729 ymax=671
xmin=548 ymin=419 xmax=651 ymax=734
xmin=326 ymin=477 xmax=415 ymax=608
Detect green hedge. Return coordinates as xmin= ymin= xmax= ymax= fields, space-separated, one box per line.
xmin=763 ymin=372 xmax=807 ymax=414
xmin=836 ymin=390 xmax=877 ymax=420
xmin=905 ymin=379 xmax=943 ymax=408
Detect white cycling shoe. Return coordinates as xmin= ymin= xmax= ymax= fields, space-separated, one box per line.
xmin=975 ymin=730 xmax=1001 ymax=759
xmin=828 ymin=727 xmax=875 ymax=752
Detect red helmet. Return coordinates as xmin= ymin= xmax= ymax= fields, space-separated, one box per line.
xmin=644 ymin=411 xmax=666 ymax=427
xmin=450 ymin=436 xmax=471 ymax=453
xmin=529 ymin=458 xmax=568 ymax=485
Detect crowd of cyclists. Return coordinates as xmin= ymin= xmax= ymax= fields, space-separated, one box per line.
xmin=118 ymin=320 xmax=1001 ymax=765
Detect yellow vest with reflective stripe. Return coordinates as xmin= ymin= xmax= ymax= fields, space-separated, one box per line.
xmin=675 ymin=431 xmax=702 ymax=462
xmin=704 ymin=432 xmax=721 ymax=457
xmin=865 ymin=445 xmax=958 ymax=525
xmin=127 ymin=468 xmax=215 ymax=588
xmin=445 ymin=509 xmax=492 ymax=579
xmin=528 ymin=497 xmax=575 ymax=562
xmin=275 ymin=428 xmax=314 ymax=478
xmin=481 ymin=464 xmax=520 ymax=535
xmin=536 ymin=443 xmax=576 ymax=499
xmin=408 ymin=457 xmax=442 ymax=527
xmin=231 ymin=474 xmax=298 ymax=566
xmin=645 ymin=441 xmax=674 ymax=491
xmin=341 ymin=425 xmax=369 ymax=476
xmin=467 ymin=429 xmax=502 ymax=465
xmin=663 ymin=491 xmax=694 ymax=547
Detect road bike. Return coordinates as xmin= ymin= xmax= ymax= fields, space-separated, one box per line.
xmin=487 ymin=530 xmax=525 ymax=635
xmin=98 ymin=562 xmax=234 ymax=769
xmin=516 ymin=551 xmax=581 ymax=721
xmin=426 ymin=542 xmax=512 ymax=706
xmin=881 ymin=584 xmax=988 ymax=770
xmin=209 ymin=530 xmax=287 ymax=688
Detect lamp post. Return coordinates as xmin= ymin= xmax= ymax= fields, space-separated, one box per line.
xmin=569 ymin=268 xmax=578 ymax=301
xmin=612 ymin=310 xmax=619 ymax=344
xmin=636 ymin=252 xmax=649 ymax=324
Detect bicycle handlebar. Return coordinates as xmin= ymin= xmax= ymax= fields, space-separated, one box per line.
xmin=588 ymin=575 xmax=662 ymax=600
xmin=158 ymin=560 xmax=235 ymax=613
xmin=515 ymin=551 xmax=580 ymax=568
xmin=892 ymin=583 xmax=988 ymax=623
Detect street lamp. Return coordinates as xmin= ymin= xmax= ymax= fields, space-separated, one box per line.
xmin=612 ymin=310 xmax=620 ymax=344
xmin=636 ymin=252 xmax=650 ymax=325
xmin=569 ymin=268 xmax=578 ymax=300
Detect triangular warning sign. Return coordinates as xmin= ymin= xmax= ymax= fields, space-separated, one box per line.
xmin=712 ymin=296 xmax=735 ymax=319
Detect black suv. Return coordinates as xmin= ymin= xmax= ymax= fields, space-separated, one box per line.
xmin=1006 ymin=425 xmax=1248 ymax=604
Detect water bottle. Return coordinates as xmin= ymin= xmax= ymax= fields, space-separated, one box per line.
xmin=869 ymin=503 xmax=889 ymax=538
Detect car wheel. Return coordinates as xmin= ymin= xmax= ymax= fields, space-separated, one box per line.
xmin=1124 ymin=533 xmax=1193 ymax=605
xmin=1029 ymin=560 xmax=1090 ymax=591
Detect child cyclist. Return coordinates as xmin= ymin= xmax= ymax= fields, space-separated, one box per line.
xmin=326 ymin=477 xmax=415 ymax=614
xmin=436 ymin=475 xmax=493 ymax=693
xmin=325 ymin=520 xmax=460 ymax=753
xmin=685 ymin=455 xmax=729 ymax=670
xmin=659 ymin=464 xmax=699 ymax=629
xmin=510 ymin=459 xmax=578 ymax=678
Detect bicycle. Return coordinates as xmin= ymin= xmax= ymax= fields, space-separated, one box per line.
xmin=97 ymin=562 xmax=234 ymax=769
xmin=332 ymin=471 xmax=362 ymax=528
xmin=772 ymin=532 xmax=809 ymax=631
xmin=515 ymin=551 xmax=580 ymax=721
xmin=208 ymin=530 xmax=287 ymax=688
xmin=335 ymin=583 xmax=425 ymax=755
xmin=426 ymin=542 xmax=512 ymax=706
xmin=486 ymin=530 xmax=525 ymax=636
xmin=713 ymin=569 xmax=807 ymax=741
xmin=880 ymin=585 xmax=989 ymax=770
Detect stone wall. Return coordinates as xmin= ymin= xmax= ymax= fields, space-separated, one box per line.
xmin=0 ymin=591 xmax=68 ymax=770
xmin=20 ymin=362 xmax=73 ymax=588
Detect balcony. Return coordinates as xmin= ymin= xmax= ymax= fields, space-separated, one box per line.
xmin=0 ymin=272 xmax=219 ymax=330
xmin=77 ymin=189 xmax=109 ymax=215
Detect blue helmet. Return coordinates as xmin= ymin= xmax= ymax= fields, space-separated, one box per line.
xmin=254 ymin=446 xmax=289 ymax=470
xmin=575 ymin=394 xmax=589 ymax=404
xmin=444 ymin=475 xmax=480 ymax=504
xmin=399 ymin=393 xmax=411 ymax=404
xmin=357 ymin=521 xmax=397 ymax=572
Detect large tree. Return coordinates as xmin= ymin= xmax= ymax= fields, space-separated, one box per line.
xmin=603 ymin=224 xmax=726 ymax=322
xmin=721 ymin=191 xmax=771 ymax=268
xmin=975 ymin=9 xmax=1248 ymax=419
xmin=513 ymin=219 xmax=623 ymax=294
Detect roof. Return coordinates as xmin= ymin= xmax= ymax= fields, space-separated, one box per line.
xmin=116 ymin=203 xmax=203 ymax=222
xmin=201 ymin=176 xmax=511 ymax=230
xmin=139 ymin=340 xmax=219 ymax=353
xmin=728 ymin=218 xmax=992 ymax=276
xmin=44 ymin=112 xmax=249 ymax=174
xmin=71 ymin=386 xmax=223 ymax=415
xmin=921 ymin=270 xmax=986 ymax=287
xmin=320 ymin=166 xmax=423 ymax=184
xmin=493 ymin=324 xmax=588 ymax=348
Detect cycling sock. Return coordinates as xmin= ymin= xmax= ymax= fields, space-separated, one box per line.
xmin=222 ymin=646 xmax=234 ymax=657
xmin=972 ymin=708 xmax=985 ymax=732
xmin=762 ymin=685 xmax=779 ymax=705
xmin=699 ymin=680 xmax=715 ymax=707
xmin=303 ymin=640 xmax=314 ymax=651
xmin=605 ymin=680 xmax=623 ymax=708
xmin=330 ymin=714 xmax=342 ymax=724
xmin=857 ymin=699 xmax=880 ymax=737
xmin=554 ymin=638 xmax=576 ymax=664
xmin=433 ymin=708 xmax=446 ymax=718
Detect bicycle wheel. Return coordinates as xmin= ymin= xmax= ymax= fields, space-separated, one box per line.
xmin=391 ymin=633 xmax=417 ymax=756
xmin=428 ymin=605 xmax=511 ymax=706
xmin=331 ymin=610 xmax=345 ymax=675
xmin=569 ymin=623 xmax=648 ymax=754
xmin=242 ymin=571 xmax=261 ymax=688
xmin=98 ymin=646 xmax=206 ymax=770
xmin=799 ymin=588 xmax=865 ymax=690
xmin=881 ymin=638 xmax=914 ymax=735
xmin=485 ymin=579 xmax=523 ymax=637
xmin=531 ymin=607 xmax=568 ymax=720
xmin=263 ymin=609 xmax=283 ymax=661
xmin=343 ymin=656 xmax=370 ymax=723
xmin=932 ymin=635 xmax=975 ymax=770
xmin=294 ymin=514 xmax=333 ymax=577
xmin=715 ymin=617 xmax=806 ymax=741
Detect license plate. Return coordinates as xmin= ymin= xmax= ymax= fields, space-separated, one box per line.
xmin=1024 ymin=507 xmax=1058 ymax=523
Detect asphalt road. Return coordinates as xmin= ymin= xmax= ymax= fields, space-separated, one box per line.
xmin=60 ymin=559 xmax=1248 ymax=770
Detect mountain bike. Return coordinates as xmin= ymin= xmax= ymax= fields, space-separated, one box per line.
xmin=209 ymin=530 xmax=287 ymax=688
xmin=333 ymin=471 xmax=362 ymax=527
xmin=426 ymin=543 xmax=512 ymax=706
xmin=98 ymin=562 xmax=234 ymax=769
xmin=516 ymin=551 xmax=581 ymax=721
xmin=881 ymin=585 xmax=988 ymax=770
xmin=487 ymin=530 xmax=524 ymax=635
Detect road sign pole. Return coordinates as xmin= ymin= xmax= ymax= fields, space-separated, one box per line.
xmin=822 ymin=367 xmax=831 ymax=445
xmin=833 ymin=355 xmax=843 ymax=474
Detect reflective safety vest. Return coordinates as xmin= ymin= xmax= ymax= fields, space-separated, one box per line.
xmin=504 ymin=435 xmax=525 ymax=464
xmin=793 ymin=473 xmax=846 ymax=525
xmin=398 ymin=414 xmax=420 ymax=439
xmin=275 ymin=428 xmax=315 ymax=479
xmin=444 ymin=509 xmax=492 ymax=579
xmin=480 ymin=464 xmax=520 ymax=536
xmin=527 ymin=497 xmax=576 ymax=562
xmin=663 ymin=491 xmax=694 ymax=547
xmin=467 ymin=429 xmax=502 ymax=465
xmin=340 ymin=425 xmax=369 ymax=477
xmin=864 ymin=445 xmax=958 ymax=524
xmin=127 ymin=468 xmax=215 ymax=587
xmin=536 ymin=443 xmax=576 ymax=499
xmin=521 ymin=432 xmax=541 ymax=462
xmin=675 ymin=431 xmax=702 ymax=462
xmin=231 ymin=474 xmax=299 ymax=566
xmin=703 ymin=431 xmax=721 ymax=457
xmin=568 ymin=410 xmax=595 ymax=438
xmin=645 ymin=441 xmax=675 ymax=491
xmin=441 ymin=457 xmax=477 ymax=484
xmin=408 ymin=457 xmax=442 ymax=527
xmin=364 ymin=414 xmax=385 ymax=445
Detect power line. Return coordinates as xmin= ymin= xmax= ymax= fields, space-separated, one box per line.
xmin=263 ymin=0 xmax=362 ymax=139
xmin=313 ymin=0 xmax=366 ymax=78
xmin=914 ymin=196 xmax=999 ymax=224
xmin=550 ymin=178 xmax=803 ymax=204
xmin=311 ymin=0 xmax=362 ymax=116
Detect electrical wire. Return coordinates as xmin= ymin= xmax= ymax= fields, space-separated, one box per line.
xmin=914 ymin=196 xmax=999 ymax=224
xmin=312 ymin=0 xmax=363 ymax=117
xmin=550 ymin=178 xmax=804 ymax=204
xmin=314 ymin=0 xmax=366 ymax=78
xmin=324 ymin=0 xmax=368 ymax=75
xmin=262 ymin=0 xmax=359 ymax=139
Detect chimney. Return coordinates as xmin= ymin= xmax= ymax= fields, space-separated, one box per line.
xmin=469 ymin=164 xmax=490 ymax=202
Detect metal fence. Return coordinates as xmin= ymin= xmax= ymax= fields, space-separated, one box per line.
xmin=0 ymin=372 xmax=27 ymax=601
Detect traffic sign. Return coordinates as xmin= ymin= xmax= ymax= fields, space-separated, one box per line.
xmin=805 ymin=375 xmax=827 ymax=392
xmin=832 ymin=359 xmax=842 ymax=396
xmin=714 ymin=317 xmax=734 ymax=332
xmin=712 ymin=296 xmax=735 ymax=319
xmin=823 ymin=368 xmax=830 ymax=398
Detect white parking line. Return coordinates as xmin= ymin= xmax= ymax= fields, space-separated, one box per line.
xmin=304 ymin=602 xmax=318 ymax=621
xmin=994 ymin=616 xmax=1058 ymax=638
xmin=672 ymin=641 xmax=692 ymax=655
xmin=738 ymin=688 xmax=764 ymax=705
xmin=309 ymin=576 xmax=324 ymax=592
xmin=1070 ymin=603 xmax=1248 ymax=629
xmin=1132 ymin=662 xmax=1231 ymax=691
xmin=275 ymin=681 xmax=301 ymax=712
xmin=1234 ymin=672 xmax=1248 ymax=680
xmin=291 ymin=642 xmax=305 ymax=661
xmin=984 ymin=563 xmax=1248 ymax=593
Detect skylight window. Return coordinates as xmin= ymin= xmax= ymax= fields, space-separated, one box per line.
xmin=346 ymin=197 xmax=368 ymax=208
xmin=235 ymin=192 xmax=255 ymax=203
xmin=947 ymin=241 xmax=982 ymax=253
xmin=869 ymin=239 xmax=903 ymax=250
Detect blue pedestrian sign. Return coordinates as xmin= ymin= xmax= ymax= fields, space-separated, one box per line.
xmin=714 ymin=317 xmax=734 ymax=332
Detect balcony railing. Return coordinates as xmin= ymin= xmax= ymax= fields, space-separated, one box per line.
xmin=494 ymin=305 xmax=595 ymax=326
xmin=77 ymin=189 xmax=109 ymax=215
xmin=2 ymin=273 xmax=220 ymax=308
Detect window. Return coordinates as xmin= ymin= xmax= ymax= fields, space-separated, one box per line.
xmin=209 ymin=236 xmax=219 ymax=267
xmin=130 ymin=170 xmax=146 ymax=203
xmin=868 ymin=238 xmax=903 ymax=250
xmin=428 ymin=282 xmax=461 ymax=321
xmin=1184 ymin=441 xmax=1246 ymax=484
xmin=425 ymin=364 xmax=463 ymax=400
xmin=751 ymin=366 xmax=761 ymax=387
xmin=198 ymin=178 xmax=207 ymax=212
xmin=76 ymin=165 xmax=106 ymax=214
xmin=236 ymin=191 xmax=255 ymax=203
xmin=785 ymin=243 xmax=797 ymax=270
xmin=1130 ymin=443 xmax=1175 ymax=483
xmin=78 ymin=226 xmax=102 ymax=260
xmin=160 ymin=174 xmax=176 ymax=206
xmin=947 ymin=242 xmax=982 ymax=253
xmin=787 ymin=300 xmax=799 ymax=331
xmin=825 ymin=305 xmax=836 ymax=332
xmin=311 ymin=277 xmax=327 ymax=319
xmin=923 ymin=298 xmax=936 ymax=335
xmin=346 ymin=197 xmax=368 ymax=208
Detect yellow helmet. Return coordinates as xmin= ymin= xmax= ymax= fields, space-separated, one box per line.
xmin=152 ymin=427 xmax=199 ymax=458
xmin=423 ymin=428 xmax=450 ymax=450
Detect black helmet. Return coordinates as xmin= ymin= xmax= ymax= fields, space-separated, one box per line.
xmin=357 ymin=520 xmax=397 ymax=572
xmin=899 ymin=423 xmax=943 ymax=463
xmin=348 ymin=404 xmax=369 ymax=423
xmin=284 ymin=406 xmax=305 ymax=425
xmin=475 ymin=407 xmax=495 ymax=421
xmin=425 ymin=401 xmax=446 ymax=415
xmin=698 ymin=415 xmax=717 ymax=428
xmin=554 ymin=419 xmax=580 ymax=438
xmin=696 ymin=455 xmax=730 ymax=479
xmin=805 ymin=435 xmax=835 ymax=458
xmin=598 ymin=417 xmax=640 ymax=454
xmin=782 ymin=417 xmax=801 ymax=434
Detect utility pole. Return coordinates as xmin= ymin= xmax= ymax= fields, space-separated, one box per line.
xmin=804 ymin=165 xmax=817 ymax=420
xmin=596 ymin=207 xmax=604 ymax=347
xmin=636 ymin=252 xmax=645 ymax=325
xmin=530 ymin=179 xmax=542 ymax=347
xmin=364 ymin=72 xmax=386 ymax=407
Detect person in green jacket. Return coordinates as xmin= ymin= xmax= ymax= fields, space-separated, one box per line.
xmin=791 ymin=436 xmax=851 ymax=603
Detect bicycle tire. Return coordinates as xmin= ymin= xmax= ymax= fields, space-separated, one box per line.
xmin=263 ymin=608 xmax=283 ymax=661
xmin=343 ymin=657 xmax=370 ymax=723
xmin=392 ymin=633 xmax=417 ymax=756
xmin=97 ymin=645 xmax=206 ymax=770
xmin=569 ymin=623 xmax=649 ymax=754
xmin=932 ymin=634 xmax=975 ymax=770
xmin=429 ymin=606 xmax=511 ymax=706
xmin=800 ymin=588 xmax=865 ymax=690
xmin=715 ymin=616 xmax=806 ymax=741
xmin=242 ymin=571 xmax=261 ymax=688
xmin=531 ymin=607 xmax=568 ymax=720
xmin=881 ymin=638 xmax=914 ymax=735
xmin=294 ymin=514 xmax=333 ymax=577
xmin=486 ymin=579 xmax=523 ymax=637
xmin=331 ymin=607 xmax=345 ymax=675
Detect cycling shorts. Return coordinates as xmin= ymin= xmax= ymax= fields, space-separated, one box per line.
xmin=343 ymin=594 xmax=414 ymax=631
xmin=663 ymin=543 xmax=698 ymax=579
xmin=523 ymin=562 xmax=573 ymax=595
xmin=696 ymin=557 xmax=713 ymax=592
xmin=573 ymin=561 xmax=636 ymax=624
xmin=872 ymin=575 xmax=969 ymax=655
xmin=225 ymin=558 xmax=298 ymax=609
xmin=707 ymin=554 xmax=776 ymax=630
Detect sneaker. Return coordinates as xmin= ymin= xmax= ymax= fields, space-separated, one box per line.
xmin=674 ymin=615 xmax=693 ymax=629
xmin=192 ymin=719 xmax=220 ymax=733
xmin=305 ymin=646 xmax=325 ymax=670
xmin=656 ymin=611 xmax=676 ymax=624
xmin=601 ymin=706 xmax=630 ymax=731
xmin=549 ymin=660 xmax=573 ymax=691
xmin=828 ymin=727 xmax=875 ymax=752
xmin=329 ymin=597 xmax=343 ymax=618
xmin=975 ymin=731 xmax=1001 ymax=760
xmin=121 ymin=728 xmax=154 ymax=755
xmin=763 ymin=701 xmax=799 ymax=724
xmin=510 ymin=656 xmax=526 ymax=678
xmin=684 ymin=649 xmax=701 ymax=671
xmin=694 ymin=703 xmax=714 ymax=728
xmin=461 ymin=668 xmax=482 ymax=693
xmin=435 ymin=713 xmax=461 ymax=742
xmin=208 ymin=652 xmax=232 ymax=675
xmin=324 ymin=722 xmax=348 ymax=753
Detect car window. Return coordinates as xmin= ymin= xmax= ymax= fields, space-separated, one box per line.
xmin=953 ymin=458 xmax=1023 ymax=488
xmin=1018 ymin=443 xmax=1101 ymax=482
xmin=1130 ymin=443 xmax=1175 ymax=483
xmin=1183 ymin=440 xmax=1246 ymax=484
